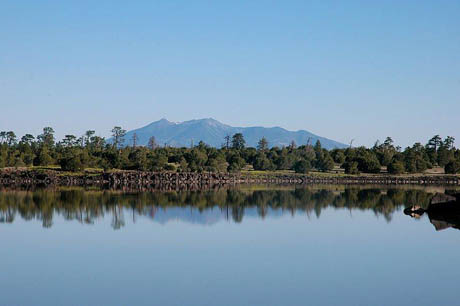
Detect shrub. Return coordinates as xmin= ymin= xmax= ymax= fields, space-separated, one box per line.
xmin=253 ymin=153 xmax=275 ymax=171
xmin=343 ymin=161 xmax=360 ymax=174
xmin=318 ymin=155 xmax=335 ymax=172
xmin=357 ymin=155 xmax=381 ymax=173
xmin=59 ymin=149 xmax=87 ymax=172
xmin=59 ymin=155 xmax=84 ymax=172
xmin=293 ymin=159 xmax=311 ymax=174
xmin=445 ymin=160 xmax=460 ymax=174
xmin=164 ymin=163 xmax=176 ymax=171
xmin=388 ymin=160 xmax=405 ymax=174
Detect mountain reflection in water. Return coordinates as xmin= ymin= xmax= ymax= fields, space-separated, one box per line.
xmin=0 ymin=186 xmax=458 ymax=230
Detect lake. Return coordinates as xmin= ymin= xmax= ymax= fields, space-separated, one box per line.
xmin=1 ymin=186 xmax=459 ymax=306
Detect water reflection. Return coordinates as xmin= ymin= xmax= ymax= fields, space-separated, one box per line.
xmin=404 ymin=193 xmax=460 ymax=231
xmin=2 ymin=186 xmax=457 ymax=230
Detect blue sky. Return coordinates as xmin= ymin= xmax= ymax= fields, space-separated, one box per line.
xmin=1 ymin=0 xmax=459 ymax=147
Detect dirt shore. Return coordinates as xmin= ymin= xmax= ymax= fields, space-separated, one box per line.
xmin=0 ymin=169 xmax=458 ymax=190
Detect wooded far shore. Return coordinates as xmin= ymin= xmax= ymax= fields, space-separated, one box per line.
xmin=1 ymin=128 xmax=459 ymax=177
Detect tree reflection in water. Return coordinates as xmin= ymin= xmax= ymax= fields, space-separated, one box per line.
xmin=0 ymin=186 xmax=452 ymax=229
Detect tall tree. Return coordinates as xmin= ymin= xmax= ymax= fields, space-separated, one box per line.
xmin=0 ymin=131 xmax=6 ymax=144
xmin=317 ymin=151 xmax=335 ymax=172
xmin=437 ymin=143 xmax=454 ymax=167
xmin=257 ymin=137 xmax=268 ymax=152
xmin=224 ymin=135 xmax=231 ymax=149
xmin=85 ymin=130 xmax=95 ymax=146
xmin=6 ymin=131 xmax=17 ymax=146
xmin=20 ymin=134 xmax=35 ymax=145
xmin=111 ymin=127 xmax=126 ymax=149
xmin=232 ymin=133 xmax=245 ymax=150
xmin=89 ymin=136 xmax=105 ymax=151
xmin=37 ymin=127 xmax=55 ymax=147
xmin=293 ymin=158 xmax=311 ymax=174
xmin=314 ymin=140 xmax=323 ymax=165
xmin=444 ymin=136 xmax=455 ymax=150
xmin=314 ymin=140 xmax=322 ymax=153
xmin=427 ymin=135 xmax=442 ymax=151
xmin=253 ymin=152 xmax=274 ymax=170
xmin=62 ymin=135 xmax=77 ymax=147
xmin=35 ymin=146 xmax=53 ymax=166
xmin=132 ymin=133 xmax=138 ymax=148
xmin=148 ymin=136 xmax=157 ymax=150
xmin=383 ymin=137 xmax=394 ymax=147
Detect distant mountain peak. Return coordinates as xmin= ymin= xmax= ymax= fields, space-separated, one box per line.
xmin=158 ymin=118 xmax=173 ymax=123
xmin=146 ymin=118 xmax=175 ymax=127
xmin=121 ymin=118 xmax=347 ymax=149
xmin=182 ymin=118 xmax=219 ymax=124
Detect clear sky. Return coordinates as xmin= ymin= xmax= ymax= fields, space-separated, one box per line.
xmin=1 ymin=0 xmax=459 ymax=147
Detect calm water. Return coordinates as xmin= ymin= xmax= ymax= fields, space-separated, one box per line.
xmin=1 ymin=186 xmax=460 ymax=306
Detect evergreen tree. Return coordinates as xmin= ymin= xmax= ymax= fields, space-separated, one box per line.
xmin=37 ymin=127 xmax=55 ymax=147
xmin=231 ymin=133 xmax=246 ymax=150
xmin=257 ymin=137 xmax=268 ymax=152
xmin=148 ymin=136 xmax=157 ymax=150
xmin=35 ymin=146 xmax=53 ymax=166
xmin=388 ymin=160 xmax=405 ymax=174
xmin=293 ymin=159 xmax=311 ymax=174
xmin=111 ymin=126 xmax=126 ymax=149
xmin=445 ymin=160 xmax=460 ymax=174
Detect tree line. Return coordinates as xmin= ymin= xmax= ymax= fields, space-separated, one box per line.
xmin=0 ymin=127 xmax=459 ymax=174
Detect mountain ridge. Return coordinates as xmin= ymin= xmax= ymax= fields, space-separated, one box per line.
xmin=120 ymin=118 xmax=347 ymax=149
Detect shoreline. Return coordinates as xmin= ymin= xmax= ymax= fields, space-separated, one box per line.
xmin=0 ymin=169 xmax=459 ymax=189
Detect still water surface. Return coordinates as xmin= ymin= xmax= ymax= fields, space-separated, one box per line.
xmin=1 ymin=186 xmax=459 ymax=306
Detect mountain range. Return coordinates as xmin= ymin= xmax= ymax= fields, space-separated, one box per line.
xmin=120 ymin=118 xmax=347 ymax=149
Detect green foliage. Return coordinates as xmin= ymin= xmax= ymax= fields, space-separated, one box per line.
xmin=358 ymin=154 xmax=381 ymax=173
xmin=178 ymin=157 xmax=188 ymax=172
xmin=130 ymin=148 xmax=148 ymax=171
xmin=437 ymin=144 xmax=454 ymax=167
xmin=343 ymin=147 xmax=381 ymax=174
xmin=403 ymin=143 xmax=430 ymax=173
xmin=231 ymin=133 xmax=245 ymax=150
xmin=275 ymin=148 xmax=296 ymax=170
xmin=314 ymin=140 xmax=322 ymax=154
xmin=149 ymin=152 xmax=168 ymax=171
xmin=445 ymin=160 xmax=460 ymax=174
xmin=0 ymin=147 xmax=6 ymax=168
xmin=207 ymin=153 xmax=227 ymax=172
xmin=343 ymin=161 xmax=360 ymax=174
xmin=164 ymin=163 xmax=176 ymax=171
xmin=35 ymin=146 xmax=53 ymax=166
xmin=331 ymin=150 xmax=345 ymax=164
xmin=227 ymin=152 xmax=245 ymax=172
xmin=0 ymin=128 xmax=457 ymax=176
xmin=317 ymin=151 xmax=335 ymax=172
xmin=387 ymin=160 xmax=405 ymax=174
xmin=185 ymin=148 xmax=208 ymax=172
xmin=253 ymin=152 xmax=275 ymax=171
xmin=37 ymin=127 xmax=55 ymax=147
xmin=59 ymin=149 xmax=87 ymax=172
xmin=13 ymin=154 xmax=26 ymax=167
xmin=111 ymin=126 xmax=126 ymax=149
xmin=372 ymin=137 xmax=396 ymax=166
xmin=257 ymin=137 xmax=268 ymax=152
xmin=293 ymin=159 xmax=311 ymax=174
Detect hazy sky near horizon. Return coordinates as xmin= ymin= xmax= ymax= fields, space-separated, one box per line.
xmin=1 ymin=0 xmax=459 ymax=147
